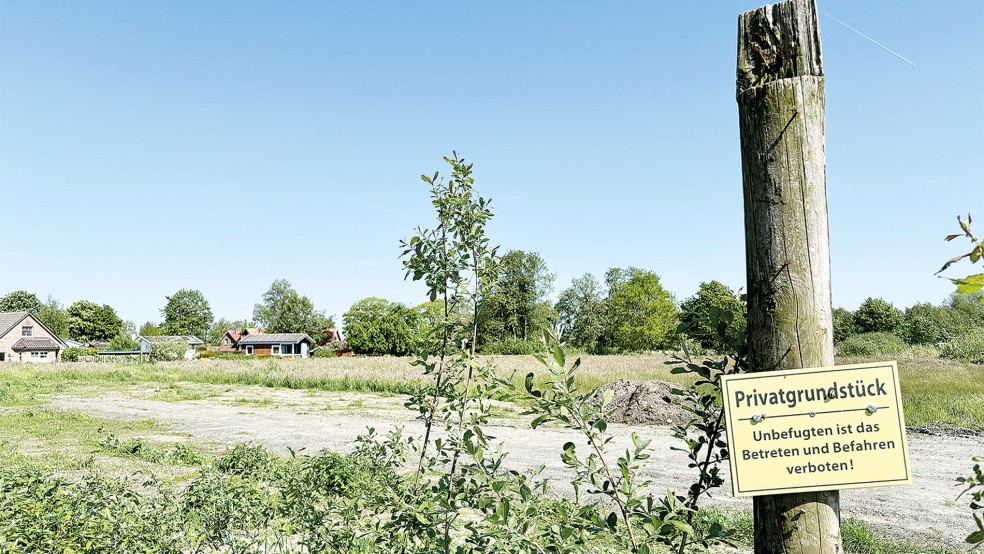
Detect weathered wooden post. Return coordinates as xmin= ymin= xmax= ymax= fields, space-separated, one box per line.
xmin=736 ymin=0 xmax=841 ymax=551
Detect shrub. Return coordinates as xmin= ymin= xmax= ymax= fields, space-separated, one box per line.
xmin=832 ymin=307 xmax=857 ymax=343
xmin=939 ymin=328 xmax=984 ymax=364
xmin=343 ymin=297 xmax=420 ymax=356
xmin=900 ymin=313 xmax=940 ymax=345
xmin=837 ymin=332 xmax=908 ymax=357
xmin=61 ymin=347 xmax=97 ymax=362
xmin=853 ymin=297 xmax=903 ymax=334
xmin=149 ymin=340 xmax=187 ymax=362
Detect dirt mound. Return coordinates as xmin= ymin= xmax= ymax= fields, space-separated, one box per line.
xmin=587 ymin=380 xmax=690 ymax=426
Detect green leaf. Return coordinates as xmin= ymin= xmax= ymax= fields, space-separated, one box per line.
xmin=603 ymin=389 xmax=614 ymax=406
xmin=524 ymin=372 xmax=535 ymax=393
xmin=952 ymin=273 xmax=984 ymax=295
xmin=606 ymin=511 xmax=618 ymax=531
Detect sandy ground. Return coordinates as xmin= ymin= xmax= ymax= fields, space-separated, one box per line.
xmin=51 ymin=384 xmax=982 ymax=550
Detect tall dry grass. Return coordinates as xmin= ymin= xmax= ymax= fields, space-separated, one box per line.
xmin=4 ymin=353 xmax=981 ymax=429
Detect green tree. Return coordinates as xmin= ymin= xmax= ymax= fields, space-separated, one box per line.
xmin=678 ymin=280 xmax=746 ymax=351
xmin=109 ymin=321 xmax=140 ymax=351
xmin=160 ymin=289 xmax=213 ymax=340
xmin=253 ymin=279 xmax=334 ymax=342
xmin=853 ymin=297 xmax=903 ymax=334
xmin=207 ymin=318 xmax=251 ymax=345
xmin=343 ymin=297 xmax=421 ymax=356
xmin=604 ymin=267 xmax=679 ymax=351
xmin=0 ymin=290 xmax=43 ymax=314
xmin=900 ymin=307 xmax=941 ymax=345
xmin=66 ymin=301 xmax=123 ymax=342
xmin=477 ymin=250 xmax=555 ymax=347
xmin=139 ymin=321 xmax=161 ymax=337
xmin=832 ymin=307 xmax=857 ymax=343
xmin=555 ymin=273 xmax=607 ymax=351
xmin=38 ymin=295 xmax=69 ymax=337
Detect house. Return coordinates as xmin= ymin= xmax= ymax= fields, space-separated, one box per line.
xmin=238 ymin=333 xmax=313 ymax=358
xmin=139 ymin=335 xmax=204 ymax=360
xmin=219 ymin=329 xmax=241 ymax=352
xmin=0 ymin=311 xmax=63 ymax=363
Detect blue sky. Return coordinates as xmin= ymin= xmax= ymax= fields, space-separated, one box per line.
xmin=1 ymin=1 xmax=982 ymax=328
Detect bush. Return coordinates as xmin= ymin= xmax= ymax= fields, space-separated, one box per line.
xmin=480 ymin=337 xmax=542 ymax=355
xmin=61 ymin=347 xmax=97 ymax=362
xmin=343 ymin=297 xmax=420 ymax=356
xmin=853 ymin=297 xmax=903 ymax=334
xmin=900 ymin=313 xmax=940 ymax=345
xmin=939 ymin=328 xmax=984 ymax=364
xmin=832 ymin=307 xmax=857 ymax=343
xmin=837 ymin=332 xmax=908 ymax=357
xmin=149 ymin=340 xmax=187 ymax=362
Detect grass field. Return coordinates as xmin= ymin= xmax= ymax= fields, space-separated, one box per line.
xmin=2 ymin=353 xmax=982 ymax=429
xmin=0 ymin=354 xmax=977 ymax=553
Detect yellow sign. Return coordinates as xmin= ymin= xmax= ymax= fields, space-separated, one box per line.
xmin=721 ymin=361 xmax=911 ymax=497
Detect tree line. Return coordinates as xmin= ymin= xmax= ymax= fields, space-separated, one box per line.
xmin=5 ymin=269 xmax=981 ymax=359
xmin=0 ymin=279 xmax=335 ymax=349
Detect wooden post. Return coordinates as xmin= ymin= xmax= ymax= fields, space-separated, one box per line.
xmin=736 ymin=0 xmax=841 ymax=552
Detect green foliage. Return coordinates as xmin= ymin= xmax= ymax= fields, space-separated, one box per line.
xmin=139 ymin=321 xmax=161 ymax=336
xmin=853 ymin=297 xmax=904 ymax=334
xmin=900 ymin=311 xmax=940 ymax=345
xmin=160 ymin=289 xmax=213 ymax=340
xmin=253 ymin=279 xmax=334 ymax=343
xmin=938 ymin=213 xmax=984 ymax=301
xmin=678 ymin=280 xmax=746 ymax=352
xmin=957 ymin=456 xmax=984 ymax=545
xmin=939 ymin=328 xmax=984 ymax=364
xmin=605 ymin=267 xmax=680 ymax=352
xmin=0 ymin=290 xmax=43 ymax=314
xmin=0 ymin=466 xmax=184 ymax=553
xmin=479 ymin=337 xmax=542 ymax=355
xmin=66 ymin=300 xmax=123 ymax=343
xmin=836 ymin=332 xmax=908 ymax=357
xmin=61 ymin=347 xmax=97 ymax=362
xmin=37 ymin=295 xmax=68 ymax=337
xmin=149 ymin=339 xmax=188 ymax=362
xmin=832 ymin=307 xmax=857 ymax=343
xmin=108 ymin=333 xmax=139 ymax=351
xmin=99 ymin=433 xmax=206 ymax=465
xmin=343 ymin=297 xmax=421 ymax=356
xmin=555 ymin=272 xmax=608 ymax=351
xmin=477 ymin=249 xmax=556 ymax=346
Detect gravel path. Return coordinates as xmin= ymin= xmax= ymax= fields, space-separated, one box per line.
xmin=51 ymin=385 xmax=982 ymax=550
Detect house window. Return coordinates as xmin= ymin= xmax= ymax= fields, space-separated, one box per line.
xmin=271 ymin=345 xmax=281 ymax=355
xmin=0 ymin=353 xmax=5 ymax=362
xmin=281 ymin=344 xmax=294 ymax=355
xmin=22 ymin=326 xmax=33 ymax=337
xmin=223 ymin=338 xmax=230 ymax=345
xmin=245 ymin=346 xmax=254 ymax=355
xmin=31 ymin=352 xmax=48 ymax=360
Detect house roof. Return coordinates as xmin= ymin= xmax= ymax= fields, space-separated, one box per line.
xmin=142 ymin=335 xmax=204 ymax=345
xmin=243 ymin=328 xmax=262 ymax=336
xmin=11 ymin=337 xmax=62 ymax=351
xmin=224 ymin=329 xmax=241 ymax=342
xmin=0 ymin=312 xmax=64 ymax=348
xmin=238 ymin=333 xmax=313 ymax=345
xmin=0 ymin=311 xmax=30 ymax=337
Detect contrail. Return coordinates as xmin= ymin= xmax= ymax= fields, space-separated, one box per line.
xmin=821 ymin=10 xmax=917 ymax=67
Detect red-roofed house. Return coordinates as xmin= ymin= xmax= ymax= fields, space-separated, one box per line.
xmin=219 ymin=329 xmax=241 ymax=352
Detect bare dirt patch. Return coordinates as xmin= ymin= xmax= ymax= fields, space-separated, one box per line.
xmin=50 ymin=384 xmax=981 ymax=550
xmin=588 ymin=379 xmax=691 ymax=425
